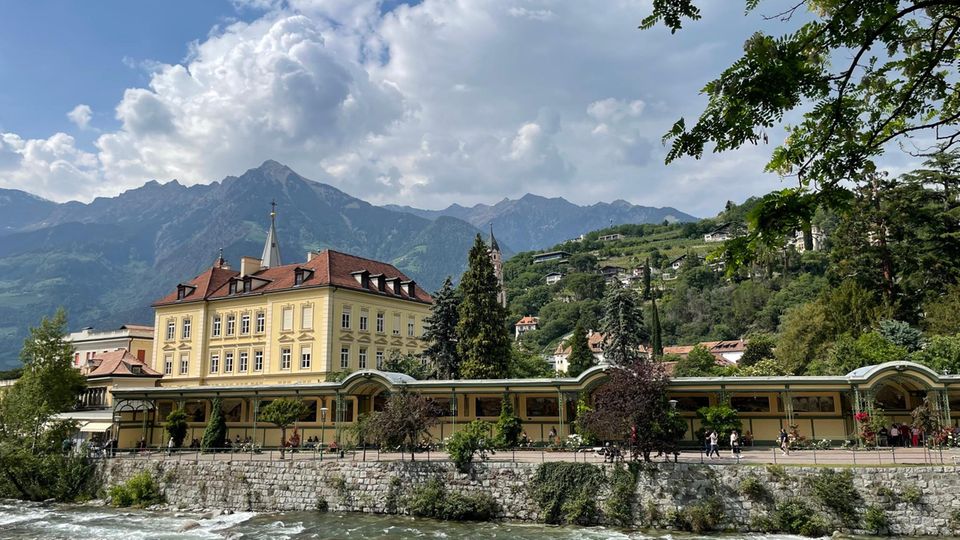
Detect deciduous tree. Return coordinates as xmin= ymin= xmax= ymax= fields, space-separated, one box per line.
xmin=371 ymin=390 xmax=439 ymax=460
xmin=259 ymin=398 xmax=308 ymax=459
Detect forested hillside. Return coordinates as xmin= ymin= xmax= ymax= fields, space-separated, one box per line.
xmin=503 ymin=150 xmax=960 ymax=377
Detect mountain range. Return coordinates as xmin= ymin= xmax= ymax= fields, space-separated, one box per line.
xmin=0 ymin=160 xmax=694 ymax=368
xmin=384 ymin=196 xmax=695 ymax=252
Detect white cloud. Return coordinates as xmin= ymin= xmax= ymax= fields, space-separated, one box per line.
xmin=66 ymin=104 xmax=93 ymax=129
xmin=0 ymin=0 xmax=802 ymax=216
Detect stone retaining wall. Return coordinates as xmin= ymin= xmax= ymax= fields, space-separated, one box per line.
xmin=102 ymin=459 xmax=960 ymax=536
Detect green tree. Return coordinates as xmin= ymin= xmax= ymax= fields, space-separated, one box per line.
xmin=642 ymin=258 xmax=652 ymax=300
xmin=259 ymin=398 xmax=309 ymax=459
xmin=566 ymin=321 xmax=594 ymax=377
xmin=644 ymin=1 xmax=960 ymax=269
xmin=563 ymin=273 xmax=606 ymax=302
xmin=737 ymin=358 xmax=789 ymax=377
xmin=600 ymin=281 xmax=647 ymax=365
xmin=164 ymin=408 xmax=188 ymax=448
xmin=806 ymin=332 xmax=907 ymax=376
xmin=200 ymin=397 xmax=228 ymax=453
xmin=568 ymin=253 xmax=598 ymax=273
xmin=672 ymin=344 xmax=718 ymax=377
xmin=697 ymin=405 xmax=742 ymax=441
xmin=876 ymin=320 xmax=923 ymax=352
xmin=495 ymin=395 xmax=522 ymax=448
xmin=383 ymin=351 xmax=430 ymax=380
xmin=371 ymin=390 xmax=439 ymax=460
xmin=507 ymin=343 xmax=553 ymax=378
xmin=457 ymin=235 xmax=512 ymax=379
xmin=649 ymin=297 xmax=663 ymax=358
xmin=423 ymin=276 xmax=461 ymax=379
xmin=446 ymin=420 xmax=494 ymax=472
xmin=739 ymin=334 xmax=776 ymax=367
xmin=910 ymin=335 xmax=960 ymax=375
xmin=775 ymin=301 xmax=834 ymax=375
xmin=924 ymin=285 xmax=960 ymax=335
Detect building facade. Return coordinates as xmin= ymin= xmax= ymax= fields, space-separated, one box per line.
xmin=150 ymin=209 xmax=433 ymax=389
xmin=65 ymin=324 xmax=154 ymax=369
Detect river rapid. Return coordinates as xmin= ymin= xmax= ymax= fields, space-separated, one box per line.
xmin=0 ymin=500 xmax=934 ymax=540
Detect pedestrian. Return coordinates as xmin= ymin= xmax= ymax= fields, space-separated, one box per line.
xmin=730 ymin=429 xmax=740 ymax=458
xmin=167 ymin=436 xmax=175 ymax=456
xmin=709 ymin=430 xmax=719 ymax=458
xmin=890 ymin=424 xmax=900 ymax=447
xmin=911 ymin=426 xmax=920 ymax=447
xmin=779 ymin=428 xmax=789 ymax=455
xmin=548 ymin=426 xmax=557 ymax=445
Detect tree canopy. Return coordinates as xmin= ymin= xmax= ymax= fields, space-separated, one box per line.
xmin=457 ymin=235 xmax=512 ymax=379
xmin=423 ymin=276 xmax=460 ymax=379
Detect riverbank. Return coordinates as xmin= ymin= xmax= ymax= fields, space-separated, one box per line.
xmin=102 ymin=458 xmax=960 ymax=536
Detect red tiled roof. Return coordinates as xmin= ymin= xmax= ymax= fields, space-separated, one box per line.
xmin=663 ymin=345 xmax=695 ymax=356
xmin=154 ymin=249 xmax=433 ymax=306
xmin=516 ymin=316 xmax=539 ymax=326
xmin=86 ymin=350 xmax=161 ymax=378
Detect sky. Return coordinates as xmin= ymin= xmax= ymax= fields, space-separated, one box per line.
xmin=0 ymin=0 xmax=897 ymax=217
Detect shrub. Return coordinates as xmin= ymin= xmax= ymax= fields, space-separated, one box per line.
xmin=773 ymin=499 xmax=828 ymax=537
xmin=108 ymin=471 xmax=162 ymax=508
xmin=686 ymin=497 xmax=724 ymax=533
xmin=605 ymin=464 xmax=637 ymax=526
xmin=494 ymin=396 xmax=522 ymax=448
xmin=901 ymin=485 xmax=922 ymax=505
xmin=739 ymin=475 xmax=771 ymax=503
xmin=765 ymin=464 xmax=789 ymax=484
xmin=447 ymin=420 xmax=495 ymax=472
xmin=164 ymin=408 xmax=188 ymax=448
xmin=407 ymin=478 xmax=496 ymax=521
xmin=809 ymin=469 xmax=860 ymax=525
xmin=864 ymin=504 xmax=889 ymax=535
xmin=530 ymin=462 xmax=606 ymax=525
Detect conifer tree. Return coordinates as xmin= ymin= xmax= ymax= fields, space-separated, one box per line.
xmin=600 ymin=280 xmax=647 ymax=365
xmin=650 ymin=297 xmax=663 ymax=359
xmin=423 ymin=276 xmax=461 ymax=379
xmin=457 ymin=234 xmax=511 ymax=379
xmin=566 ymin=320 xmax=594 ymax=377
xmin=642 ymin=258 xmax=652 ymax=300
xmin=200 ymin=397 xmax=227 ymax=453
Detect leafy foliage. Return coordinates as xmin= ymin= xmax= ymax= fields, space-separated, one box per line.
xmin=259 ymin=398 xmax=309 ymax=458
xmin=600 ymin=281 xmax=646 ymax=365
xmin=457 ymin=235 xmax=511 ymax=379
xmin=371 ymin=390 xmax=439 ymax=460
xmin=530 ymin=462 xmax=606 ymax=525
xmin=696 ymin=405 xmax=742 ymax=440
xmin=446 ymin=420 xmax=494 ymax=472
xmin=164 ymin=408 xmax=189 ymax=448
xmin=108 ymin=471 xmax=162 ymax=508
xmin=772 ymin=499 xmax=828 ymax=537
xmin=407 ymin=478 xmax=498 ymax=521
xmin=565 ymin=320 xmax=594 ymax=377
xmin=809 ymin=469 xmax=860 ymax=526
xmin=673 ymin=344 xmax=719 ymax=377
xmin=605 ymin=464 xmax=638 ymax=526
xmin=494 ymin=396 xmax=522 ymax=448
xmin=382 ymin=351 xmax=431 ymax=380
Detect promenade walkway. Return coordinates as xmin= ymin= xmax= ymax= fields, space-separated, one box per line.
xmin=109 ymin=445 xmax=960 ymax=467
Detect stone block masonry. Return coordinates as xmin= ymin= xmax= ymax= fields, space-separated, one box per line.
xmin=102 ymin=459 xmax=960 ymax=536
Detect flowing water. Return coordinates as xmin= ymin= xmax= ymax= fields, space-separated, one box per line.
xmin=0 ymin=500 xmax=911 ymax=539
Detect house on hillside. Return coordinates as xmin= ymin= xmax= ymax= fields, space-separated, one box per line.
xmin=599 ymin=265 xmax=625 ymax=284
xmin=663 ymin=339 xmax=749 ymax=363
xmin=704 ymin=223 xmax=737 ymax=243
xmin=514 ymin=316 xmax=539 ymax=339
xmin=790 ymin=225 xmax=825 ymax=252
xmin=599 ymin=233 xmax=625 ymax=242
xmin=545 ymin=272 xmax=563 ymax=285
xmin=533 ymin=250 xmax=571 ymax=264
xmin=549 ymin=330 xmax=608 ymax=373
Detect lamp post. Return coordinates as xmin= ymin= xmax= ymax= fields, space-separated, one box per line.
xmin=320 ymin=407 xmax=329 ymax=461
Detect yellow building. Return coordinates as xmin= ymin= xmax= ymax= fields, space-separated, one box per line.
xmin=150 ymin=208 xmax=433 ymax=388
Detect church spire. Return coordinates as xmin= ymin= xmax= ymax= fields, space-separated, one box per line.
xmin=488 ymin=223 xmax=500 ymax=252
xmin=261 ymin=201 xmax=282 ymax=268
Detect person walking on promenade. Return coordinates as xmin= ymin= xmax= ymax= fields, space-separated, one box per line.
xmin=779 ymin=428 xmax=789 ymax=455
xmin=730 ymin=430 xmax=740 ymax=458
xmin=167 ymin=436 xmax=175 ymax=456
xmin=709 ymin=430 xmax=719 ymax=458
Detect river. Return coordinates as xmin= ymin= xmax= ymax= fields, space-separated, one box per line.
xmin=0 ymin=500 xmax=920 ymax=539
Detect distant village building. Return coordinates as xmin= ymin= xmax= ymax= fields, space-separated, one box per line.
xmin=663 ymin=339 xmax=749 ymax=363
xmin=65 ymin=324 xmax=154 ymax=369
xmin=545 ymin=272 xmax=563 ymax=285
xmin=549 ymin=330 xmax=607 ymax=373
xmin=598 ymin=233 xmax=624 ymax=242
xmin=790 ymin=225 xmax=825 ymax=253
xmin=599 ymin=265 xmax=625 ymax=284
xmin=533 ymin=250 xmax=571 ymax=264
xmin=514 ymin=316 xmax=539 ymax=339
xmin=704 ymin=223 xmax=736 ymax=243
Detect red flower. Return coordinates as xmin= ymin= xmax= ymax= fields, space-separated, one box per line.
xmin=854 ymin=412 xmax=870 ymax=423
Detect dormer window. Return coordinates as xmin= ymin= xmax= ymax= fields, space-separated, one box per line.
xmin=294 ymin=267 xmax=314 ymax=286
xmin=131 ymin=365 xmax=142 ymax=375
xmin=228 ymin=281 xmax=238 ymax=295
xmin=176 ymin=284 xmax=196 ymax=300
xmin=242 ymin=278 xmax=252 ymax=293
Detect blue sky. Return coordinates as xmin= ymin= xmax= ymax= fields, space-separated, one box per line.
xmin=0 ymin=1 xmax=904 ymax=217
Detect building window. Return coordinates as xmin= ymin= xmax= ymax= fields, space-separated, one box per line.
xmin=254 ymin=350 xmax=263 ymax=371
xmin=407 ymin=317 xmax=415 ymax=337
xmin=393 ymin=313 xmax=400 ymax=335
xmin=340 ymin=346 xmax=350 ymax=369
xmin=280 ymin=348 xmax=291 ymax=370
xmin=240 ymin=314 xmax=250 ymax=334
xmin=212 ymin=315 xmax=222 ymax=337
xmin=226 ymin=314 xmax=236 ymax=336
xmin=376 ymin=350 xmax=384 ymax=370
xmin=210 ymin=354 xmax=220 ymax=374
xmin=163 ymin=354 xmax=173 ymax=375
xmin=179 ymin=353 xmax=189 ymax=375
xmin=341 ymin=307 xmax=351 ymax=329
xmin=359 ymin=348 xmax=367 ymax=369
xmin=359 ymin=310 xmax=368 ymax=331
xmin=166 ymin=320 xmax=175 ymax=341
xmin=281 ymin=307 xmax=293 ymax=331
xmin=182 ymin=318 xmax=192 ymax=339
xmin=255 ymin=312 xmax=265 ymax=333
xmin=238 ymin=351 xmax=248 ymax=372
xmin=302 ymin=305 xmax=314 ymax=330
xmin=224 ymin=352 xmax=234 ymax=373
xmin=376 ymin=312 xmax=384 ymax=333
xmin=300 ymin=347 xmax=312 ymax=369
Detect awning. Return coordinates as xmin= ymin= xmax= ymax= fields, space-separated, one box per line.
xmin=79 ymin=421 xmax=114 ymax=433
